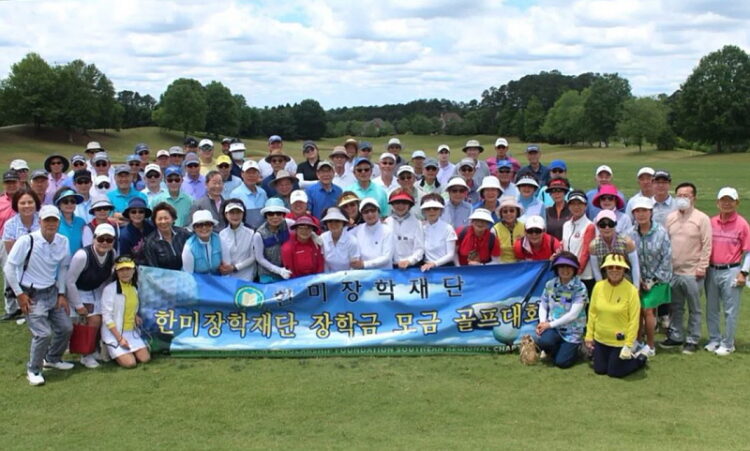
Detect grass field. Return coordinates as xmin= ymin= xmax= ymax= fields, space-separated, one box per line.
xmin=1 ymin=126 xmax=749 ymax=449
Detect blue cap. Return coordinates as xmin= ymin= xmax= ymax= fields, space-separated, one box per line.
xmin=164 ymin=166 xmax=182 ymax=178
xmin=497 ymin=160 xmax=513 ymax=169
xmin=526 ymin=145 xmax=540 ymax=153
xmin=134 ymin=143 xmax=149 ymax=153
xmin=114 ymin=165 xmax=130 ymax=175
xmin=53 ymin=189 xmax=83 ymax=206
xmin=126 ymin=154 xmax=141 ymax=163
xmin=549 ymin=159 xmax=567 ymax=171
xmin=268 ymin=135 xmax=282 ymax=144
xmin=358 ymin=141 xmax=373 ymax=151
xmin=123 ymin=197 xmax=152 ymax=219
xmin=353 ymin=157 xmax=373 ymax=167
xmin=184 ymin=152 xmax=200 ymax=165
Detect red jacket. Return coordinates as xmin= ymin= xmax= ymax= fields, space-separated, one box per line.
xmin=513 ymin=233 xmax=561 ymax=261
xmin=281 ymin=234 xmax=324 ymax=277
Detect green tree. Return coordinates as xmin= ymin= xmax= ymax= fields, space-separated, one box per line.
xmin=117 ymin=90 xmax=156 ymax=128
xmin=0 ymin=53 xmax=57 ymax=130
xmin=542 ymin=89 xmax=589 ymax=145
xmin=676 ymin=45 xmax=750 ymax=152
xmin=204 ymin=81 xmax=239 ymax=137
xmin=583 ymin=73 xmax=631 ymax=146
xmin=522 ymin=96 xmax=545 ymax=141
xmin=292 ymin=99 xmax=326 ymax=139
xmin=156 ymin=78 xmax=207 ymax=136
xmin=395 ymin=117 xmax=411 ymax=134
xmin=616 ymin=97 xmax=669 ymax=152
xmin=52 ymin=60 xmax=115 ymax=138
xmin=410 ymin=114 xmax=434 ymax=134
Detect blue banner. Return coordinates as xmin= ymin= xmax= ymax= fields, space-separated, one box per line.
xmin=138 ymin=261 xmax=553 ymax=357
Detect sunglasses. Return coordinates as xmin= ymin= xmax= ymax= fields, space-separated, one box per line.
xmin=217 ymin=164 xmax=230 ymax=169
xmin=146 ymin=173 xmax=161 ymax=179
xmin=194 ymin=222 xmax=213 ymax=228
xmin=398 ymin=175 xmax=413 ymax=180
xmin=303 ymin=148 xmax=316 ymax=153
xmin=49 ymin=161 xmax=64 ymax=165
xmin=73 ymin=161 xmax=86 ymax=167
xmin=128 ymin=209 xmax=146 ymax=215
xmin=166 ymin=178 xmax=182 ymax=183
xmin=526 ymin=228 xmax=543 ymax=235
xmin=599 ymin=196 xmax=616 ymax=202
xmin=186 ymin=163 xmax=200 ymax=168
xmin=425 ymin=167 xmax=438 ymax=171
xmin=59 ymin=198 xmax=77 ymax=205
xmin=16 ymin=169 xmax=29 ymax=173
xmin=355 ymin=168 xmax=371 ymax=173
xmin=449 ymin=188 xmax=468 ymax=193
xmin=550 ymin=169 xmax=566 ymax=173
xmin=137 ymin=150 xmax=149 ymax=156
xmin=459 ymin=167 xmax=474 ymax=172
xmin=97 ymin=183 xmax=111 ymax=189
xmin=93 ymin=206 xmax=112 ymax=212
xmin=95 ymin=162 xmax=108 ymax=167
xmin=598 ymin=220 xmax=617 ymax=228
xmin=265 ymin=212 xmax=285 ymax=217
xmin=548 ymin=188 xmax=566 ymax=193
xmin=129 ymin=162 xmax=141 ymax=167
xmin=359 ymin=148 xmax=372 ymax=152
xmin=270 ymin=159 xmax=286 ymax=164
xmin=75 ymin=179 xmax=91 ymax=184
xmin=96 ymin=236 xmax=115 ymax=244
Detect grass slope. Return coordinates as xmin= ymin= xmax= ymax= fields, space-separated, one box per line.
xmin=1 ymin=126 xmax=749 ymax=449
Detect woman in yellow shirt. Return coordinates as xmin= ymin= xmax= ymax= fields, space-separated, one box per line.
xmin=493 ymin=196 xmax=525 ymax=263
xmin=101 ymin=256 xmax=151 ymax=368
xmin=584 ymin=253 xmax=647 ymax=378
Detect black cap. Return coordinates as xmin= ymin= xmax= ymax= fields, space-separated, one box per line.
xmin=567 ymin=189 xmax=588 ymax=204
xmin=3 ymin=170 xmax=19 ymax=182
xmin=73 ymin=169 xmax=92 ymax=182
xmin=184 ymin=136 xmax=198 ymax=147
xmin=653 ymin=170 xmax=671 ymax=181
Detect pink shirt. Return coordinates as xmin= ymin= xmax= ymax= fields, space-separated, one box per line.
xmin=0 ymin=193 xmax=16 ymax=237
xmin=710 ymin=212 xmax=750 ymax=265
xmin=666 ymin=207 xmax=712 ymax=275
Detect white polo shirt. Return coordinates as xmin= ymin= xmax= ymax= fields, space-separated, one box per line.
xmin=353 ymin=221 xmax=394 ymax=269
xmin=385 ymin=213 xmax=424 ymax=266
xmin=5 ymin=230 xmax=69 ymax=294
xmin=321 ymin=230 xmax=360 ymax=272
xmin=423 ymin=219 xmax=457 ymax=267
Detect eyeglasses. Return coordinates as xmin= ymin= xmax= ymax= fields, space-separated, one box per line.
xmin=398 ymin=175 xmax=413 ymax=180
xmin=128 ymin=162 xmax=141 ymax=167
xmin=303 ymin=148 xmax=315 ymax=154
xmin=270 ymin=159 xmax=285 ymax=164
xmin=498 ymin=169 xmax=511 ymax=173
xmin=194 ymin=222 xmax=213 ymax=228
xmin=526 ymin=228 xmax=543 ymax=235
xmin=459 ymin=167 xmax=474 ymax=172
xmin=96 ymin=236 xmax=114 ymax=244
xmin=95 ymin=162 xmax=108 ymax=167
xmin=200 ymin=147 xmax=212 ymax=152
xmin=93 ymin=207 xmax=112 ymax=212
xmin=166 ymin=178 xmax=181 ymax=183
xmin=548 ymin=188 xmax=566 ymax=193
xmin=146 ymin=173 xmax=161 ymax=179
xmin=73 ymin=162 xmax=86 ymax=167
xmin=265 ymin=212 xmax=284 ymax=217
xmin=50 ymin=161 xmax=64 ymax=166
xmin=129 ymin=209 xmax=146 ymax=215
xmin=75 ymin=179 xmax=91 ymax=185
xmin=59 ymin=198 xmax=77 ymax=205
xmin=361 ymin=208 xmax=378 ymax=214
xmin=550 ymin=169 xmax=565 ymax=173
xmin=355 ymin=168 xmax=371 ymax=173
xmin=137 ymin=150 xmax=149 ymax=156
xmin=359 ymin=148 xmax=372 ymax=152
xmin=217 ymin=164 xmax=230 ymax=169
xmin=424 ymin=167 xmax=438 ymax=171
xmin=597 ymin=220 xmax=617 ymax=228
xmin=448 ymin=189 xmax=468 ymax=193
xmin=380 ymin=161 xmax=394 ymax=166
xmin=97 ymin=183 xmax=111 ymax=189
xmin=599 ymin=195 xmax=616 ymax=202
xmin=500 ymin=208 xmax=516 ymax=214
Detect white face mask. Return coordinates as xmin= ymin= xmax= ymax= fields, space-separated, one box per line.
xmin=676 ymin=197 xmax=691 ymax=211
xmin=231 ymin=151 xmax=245 ymax=161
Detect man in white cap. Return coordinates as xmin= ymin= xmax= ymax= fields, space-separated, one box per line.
xmin=10 ymin=159 xmax=30 ymax=184
xmin=585 ymin=165 xmax=627 ymax=220
xmin=625 ymin=167 xmax=655 ymax=216
xmin=385 ymin=138 xmax=406 ymax=168
xmin=650 ymin=170 xmax=676 ymax=227
xmin=410 ymin=150 xmax=427 ymax=181
xmin=230 ymin=160 xmax=268 ymax=229
xmin=197 ymin=139 xmax=217 ymax=175
xmin=65 ymin=223 xmax=116 ymax=369
xmin=705 ymin=187 xmax=750 ymax=356
xmin=442 ymin=177 xmax=472 ymax=229
xmin=228 ymin=142 xmax=246 ymax=178
xmin=486 ymin=138 xmax=521 ymax=176
xmin=5 ymin=205 xmax=84 ymax=385
xmin=141 ymin=164 xmax=167 ymax=204
xmin=155 ymin=149 xmax=171 ymax=171
xmin=436 ymin=145 xmax=454 ymax=187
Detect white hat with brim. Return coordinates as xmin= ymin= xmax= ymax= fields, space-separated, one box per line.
xmin=636 ymin=167 xmax=655 ymax=178
xmin=445 ymin=177 xmax=469 ymax=190
xmin=478 ymin=176 xmax=503 ymax=195
xmin=359 ymin=197 xmax=380 ymax=212
xmin=596 ymin=164 xmax=613 ymax=175
xmin=39 ymin=205 xmax=60 ymax=221
xmin=420 ymin=200 xmax=445 ymax=210
xmin=498 ymin=196 xmax=523 ymax=215
xmin=469 ymin=208 xmax=494 ymax=224
xmin=242 ymin=160 xmax=260 ymax=172
xmin=260 ymin=198 xmax=290 ymax=215
xmin=321 ymin=207 xmax=347 ymax=223
xmin=516 ymin=176 xmax=539 ymax=188
xmin=190 ymin=209 xmax=219 ymax=228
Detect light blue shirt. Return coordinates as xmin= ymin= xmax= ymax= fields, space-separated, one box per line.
xmin=230 ymin=183 xmax=268 ymax=210
xmin=108 ymin=188 xmax=147 ymax=213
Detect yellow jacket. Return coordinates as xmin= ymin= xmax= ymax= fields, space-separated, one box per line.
xmin=585 ymin=279 xmax=640 ymax=347
xmin=493 ymin=221 xmax=525 ymax=263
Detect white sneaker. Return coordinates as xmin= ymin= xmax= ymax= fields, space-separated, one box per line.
xmin=80 ymin=354 xmax=100 ymax=369
xmin=16 ymin=317 xmax=26 ymax=325
xmin=43 ymin=359 xmax=75 ymax=370
xmin=27 ymin=370 xmax=45 ymax=386
xmin=637 ymin=345 xmax=655 ymax=358
xmin=715 ymin=346 xmax=735 ymax=356
xmin=704 ymin=342 xmax=721 ymax=352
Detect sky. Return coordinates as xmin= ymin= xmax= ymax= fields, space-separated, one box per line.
xmin=0 ymin=0 xmax=748 ymax=109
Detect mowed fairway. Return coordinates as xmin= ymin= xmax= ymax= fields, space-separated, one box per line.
xmin=1 ymin=127 xmax=749 ymax=449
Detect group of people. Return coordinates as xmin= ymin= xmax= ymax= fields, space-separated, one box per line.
xmin=0 ymin=135 xmax=747 ymax=384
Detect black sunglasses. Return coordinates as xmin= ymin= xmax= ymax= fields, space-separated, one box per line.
xmin=598 ymin=220 xmax=617 ymax=228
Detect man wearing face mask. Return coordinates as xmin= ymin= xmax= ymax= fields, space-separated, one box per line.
xmin=228 ymin=142 xmax=246 ymax=178
xmin=661 ymin=182 xmax=712 ymax=355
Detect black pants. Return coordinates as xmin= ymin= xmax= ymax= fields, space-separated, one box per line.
xmin=592 ymin=341 xmax=645 ymax=378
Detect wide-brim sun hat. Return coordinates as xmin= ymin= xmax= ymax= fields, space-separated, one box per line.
xmin=290 ymin=216 xmax=320 ymax=233
xmin=269 ymin=170 xmax=297 ymax=187
xmin=469 ymin=208 xmax=494 ymax=224
xmin=321 ymin=207 xmax=347 ymax=223
xmin=44 ymin=154 xmax=70 ymax=173
xmin=53 ymin=189 xmax=84 ymax=206
xmin=191 ymin=209 xmax=219 ymax=228
xmin=630 ymin=196 xmax=655 ymax=211
xmin=498 ymin=196 xmax=523 ymax=216
xmin=592 ymin=184 xmax=625 ymax=209
xmin=123 ymin=197 xmax=152 ymax=219
xmin=260 ymin=198 xmax=290 ymax=215
xmin=478 ymin=176 xmax=502 ymax=195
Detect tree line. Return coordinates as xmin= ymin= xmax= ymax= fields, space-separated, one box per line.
xmin=1 ymin=45 xmax=749 ymax=151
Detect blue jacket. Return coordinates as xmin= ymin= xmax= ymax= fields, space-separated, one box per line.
xmin=187 ymin=232 xmax=222 ymax=274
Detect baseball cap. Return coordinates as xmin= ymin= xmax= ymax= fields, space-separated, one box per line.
xmin=516 ymin=176 xmax=539 ymax=188
xmin=216 ymin=155 xmax=232 ymax=166
xmin=126 ymin=154 xmax=140 ymax=164
xmin=302 ymin=140 xmax=317 ymax=151
xmin=3 ymin=170 xmax=19 ymax=182
xmin=387 ymin=138 xmax=402 ymax=148
xmin=468 ymin=208 xmax=494 ymax=224
xmin=169 ymin=146 xmax=185 ymax=156
xmin=549 ymin=159 xmax=567 ymax=171
xmin=242 ymin=160 xmax=260 ymax=172
xmin=225 ymin=201 xmax=245 ymax=213
xmin=636 ymin=167 xmax=655 ymax=178
xmin=379 ymin=152 xmax=396 ymax=162
xmin=156 ymin=149 xmax=170 ymax=158
xmin=30 ymin=169 xmax=48 ymax=180
xmin=73 ymin=170 xmax=92 ymax=183
xmin=567 ymin=189 xmax=587 ymax=204
xmin=92 ymin=152 xmax=109 ymax=163
xmin=353 ymin=157 xmax=373 ymax=167
xmin=10 ymin=159 xmax=29 ymax=171
xmin=164 ymin=166 xmax=182 ymax=178
xmin=653 ymin=170 xmax=671 ymax=181
xmin=290 ymin=190 xmax=308 ymax=204
xmin=358 ymin=141 xmax=373 ymax=151
xmin=199 ymin=139 xmax=214 ymax=149
xmin=39 ymin=205 xmax=61 ymax=221
xmin=594 ymin=209 xmax=617 ymax=224
xmin=717 ymin=187 xmax=739 ymax=200
xmin=457 ymin=158 xmax=475 ymax=169
xmin=114 ymin=165 xmax=131 ymax=175
xmin=411 ymin=150 xmax=426 ymax=159
xmin=495 ymin=138 xmax=509 ymax=147
xmin=524 ymin=215 xmax=546 ymax=230
xmin=94 ymin=174 xmax=111 ymax=186
xmin=359 ymin=197 xmax=380 ymax=212
xmin=134 ymin=143 xmax=149 ymax=154
xmin=184 ymin=153 xmax=200 ymax=165
xmin=184 ymin=136 xmax=198 ymax=147
xmin=71 ymin=154 xmax=86 ymax=164
xmin=525 ymin=145 xmax=540 ymax=153
xmin=437 ymin=144 xmax=450 ymax=153
xmin=397 ymin=165 xmax=416 ymax=176
xmin=317 ymin=160 xmax=334 ymax=170
xmin=144 ymin=164 xmax=161 ymax=176
xmin=94 ymin=223 xmax=116 ymax=237
xmin=424 ymin=158 xmax=439 ymax=169
xmin=596 ymin=165 xmax=613 ymax=175
xmin=268 ymin=135 xmax=282 ymax=144
xmin=229 ymin=142 xmax=246 ymax=152
xmin=631 ymin=196 xmax=655 ymax=211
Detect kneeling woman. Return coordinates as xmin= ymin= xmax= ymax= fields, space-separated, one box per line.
xmin=101 ymin=256 xmax=150 ymax=368
xmin=535 ymin=251 xmax=588 ymax=368
xmin=584 ymin=253 xmax=646 ymax=378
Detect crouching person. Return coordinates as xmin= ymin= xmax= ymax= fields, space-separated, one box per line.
xmin=101 ymin=256 xmax=150 ymax=368
xmin=4 ymin=205 xmax=83 ymax=385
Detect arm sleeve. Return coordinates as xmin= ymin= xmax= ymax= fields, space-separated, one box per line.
xmin=589 ymin=253 xmax=602 ymax=281
xmin=538 ymin=290 xmax=550 ymax=322
xmin=100 ymin=283 xmax=117 ymax=330
xmin=433 ymin=231 xmax=457 ymax=267
xmin=65 ymin=250 xmax=87 ymax=309
xmin=577 ymin=224 xmax=596 ymax=273
xmin=628 ymin=249 xmax=641 ymax=289
xmin=253 ymin=232 xmax=286 ymax=275
xmin=549 ymin=302 xmax=584 ymax=329
xmin=406 ymin=224 xmax=425 ymax=265
xmin=81 ymin=226 xmax=93 ymax=247
xmin=364 ymin=230 xmax=394 ymax=269
xmin=741 ymin=252 xmax=750 ymax=273
xmin=181 ymin=244 xmax=194 ymax=273
xmin=233 ymin=231 xmax=256 ymax=272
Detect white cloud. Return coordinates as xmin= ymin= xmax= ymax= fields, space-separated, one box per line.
xmin=0 ymin=0 xmax=748 ymax=108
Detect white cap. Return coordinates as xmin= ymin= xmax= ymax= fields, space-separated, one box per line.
xmin=199 ymin=139 xmax=214 ymax=148
xmin=411 ymin=150 xmax=426 ymax=159
xmin=94 ymin=223 xmax=116 ymax=237
xmin=596 ymin=165 xmax=613 ymax=175
xmin=495 ymin=138 xmax=509 ymax=147
xmin=379 ymin=152 xmax=396 ymax=162
xmin=516 ymin=176 xmax=539 ymax=188
xmin=636 ymin=167 xmax=655 ymax=178
xmin=10 ymin=159 xmax=28 ymax=171
xmin=144 ymin=164 xmax=161 ymax=175
xmin=397 ymin=165 xmax=415 ymax=176
xmin=191 ymin=209 xmax=219 ymax=227
xmin=457 ymin=158 xmax=475 ymax=169
xmin=290 ymin=190 xmax=308 ymax=204
xmin=478 ymin=176 xmax=502 ymax=194
xmin=156 ymin=149 xmax=170 ymax=158
xmin=630 ymin=196 xmax=655 ymax=211
xmin=321 ymin=207 xmax=347 ymax=223
xmin=225 ymin=201 xmax=245 ymax=212
xmin=95 ymin=175 xmax=111 ymax=186
xmin=468 ymin=208 xmax=494 ymax=224
xmin=718 ymin=187 xmax=739 ymax=200
xmin=420 ymin=199 xmax=444 ymax=210
xmin=445 ymin=177 xmax=469 ymax=190
xmin=359 ymin=197 xmax=380 ymax=212
xmin=524 ymin=215 xmax=546 ymax=230
xmin=387 ymin=138 xmax=402 ymax=147
xmin=242 ymin=160 xmax=260 ymax=172
xmin=229 ymin=142 xmax=246 ymax=152
xmin=437 ymin=144 xmax=450 ymax=153
xmin=39 ymin=205 xmax=60 ymax=221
